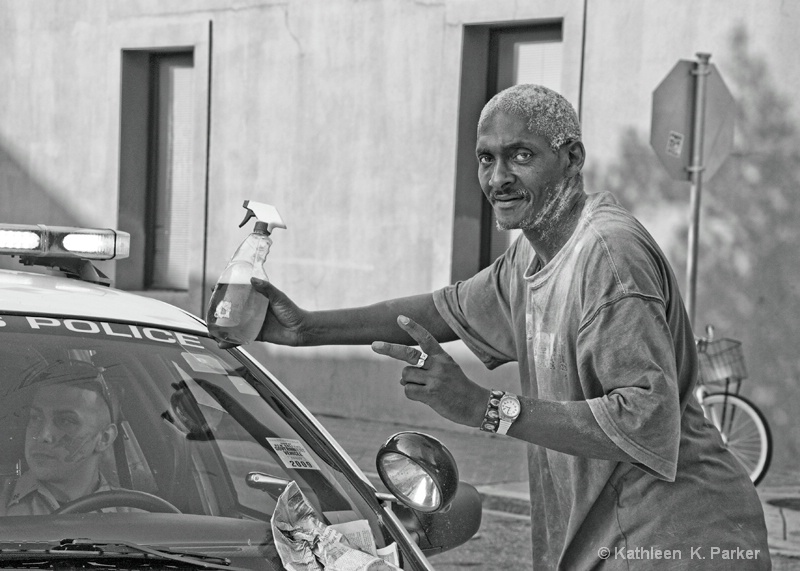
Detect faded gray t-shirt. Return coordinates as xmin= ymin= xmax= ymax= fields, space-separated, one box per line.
xmin=434 ymin=192 xmax=769 ymax=569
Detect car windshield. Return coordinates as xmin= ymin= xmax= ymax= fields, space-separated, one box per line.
xmin=0 ymin=314 xmax=390 ymax=569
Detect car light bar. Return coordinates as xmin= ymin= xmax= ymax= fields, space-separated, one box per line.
xmin=0 ymin=224 xmax=130 ymax=260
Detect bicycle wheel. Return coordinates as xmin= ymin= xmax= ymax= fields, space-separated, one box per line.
xmin=701 ymin=392 xmax=772 ymax=485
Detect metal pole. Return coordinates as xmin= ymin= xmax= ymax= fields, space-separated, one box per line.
xmin=685 ymin=52 xmax=711 ymax=327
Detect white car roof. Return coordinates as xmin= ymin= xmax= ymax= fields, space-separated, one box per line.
xmin=0 ymin=268 xmax=207 ymax=334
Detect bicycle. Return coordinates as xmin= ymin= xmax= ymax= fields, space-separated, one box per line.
xmin=694 ymin=325 xmax=772 ymax=485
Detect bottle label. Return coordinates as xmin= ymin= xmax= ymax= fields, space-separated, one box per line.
xmin=214 ymin=299 xmax=232 ymax=320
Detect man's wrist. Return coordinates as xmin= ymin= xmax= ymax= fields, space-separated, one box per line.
xmin=479 ymin=390 xmax=505 ymax=433
xmin=472 ymin=388 xmax=492 ymax=427
xmin=293 ymin=309 xmax=314 ymax=346
xmin=479 ymin=390 xmax=521 ymax=435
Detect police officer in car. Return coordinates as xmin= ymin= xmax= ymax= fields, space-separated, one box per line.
xmin=0 ymin=360 xmax=119 ymax=516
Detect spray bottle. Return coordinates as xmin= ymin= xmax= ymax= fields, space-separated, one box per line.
xmin=206 ymin=201 xmax=287 ymax=345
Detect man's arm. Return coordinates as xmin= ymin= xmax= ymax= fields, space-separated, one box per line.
xmin=374 ymin=316 xmax=639 ymax=465
xmin=250 ymin=279 xmax=458 ymax=347
xmin=304 ymin=294 xmax=459 ymax=345
xmin=506 ymin=399 xmax=638 ymax=463
xmin=257 ymin=282 xmax=638 ymax=465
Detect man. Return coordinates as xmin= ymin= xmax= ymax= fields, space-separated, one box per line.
xmin=1 ymin=361 xmax=119 ymax=515
xmin=236 ymin=84 xmax=770 ymax=568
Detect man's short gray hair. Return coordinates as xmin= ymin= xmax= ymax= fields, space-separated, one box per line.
xmin=478 ymin=84 xmax=581 ymax=151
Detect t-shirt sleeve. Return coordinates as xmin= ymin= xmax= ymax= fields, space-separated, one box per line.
xmin=433 ymin=250 xmax=519 ymax=370
xmin=580 ymin=295 xmax=681 ymax=481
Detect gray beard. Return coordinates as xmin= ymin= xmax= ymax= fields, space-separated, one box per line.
xmin=496 ymin=177 xmax=573 ymax=241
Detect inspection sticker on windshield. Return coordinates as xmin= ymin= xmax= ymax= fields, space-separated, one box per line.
xmin=266 ymin=438 xmax=320 ymax=470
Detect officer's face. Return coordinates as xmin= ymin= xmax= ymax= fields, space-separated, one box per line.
xmin=25 ymin=385 xmax=111 ymax=484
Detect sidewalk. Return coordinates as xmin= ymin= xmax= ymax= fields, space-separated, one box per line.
xmin=315 ymin=413 xmax=800 ymax=564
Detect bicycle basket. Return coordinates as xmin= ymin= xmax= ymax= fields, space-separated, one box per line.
xmin=697 ymin=338 xmax=748 ymax=384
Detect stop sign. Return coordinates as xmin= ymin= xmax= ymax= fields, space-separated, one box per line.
xmin=650 ymin=60 xmax=736 ymax=181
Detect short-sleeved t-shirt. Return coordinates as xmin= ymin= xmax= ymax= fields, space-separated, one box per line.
xmin=434 ymin=192 xmax=770 ymax=569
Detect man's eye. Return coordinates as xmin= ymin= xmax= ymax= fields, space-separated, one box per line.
xmin=478 ymin=155 xmax=493 ymax=165
xmin=55 ymin=416 xmax=80 ymax=431
xmin=514 ymin=151 xmax=532 ymax=161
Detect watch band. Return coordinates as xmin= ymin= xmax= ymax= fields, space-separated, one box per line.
xmin=498 ymin=417 xmax=514 ymax=435
xmin=479 ymin=390 xmax=505 ymax=433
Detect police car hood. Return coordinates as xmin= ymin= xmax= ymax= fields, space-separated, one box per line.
xmin=0 ymin=269 xmax=207 ymax=334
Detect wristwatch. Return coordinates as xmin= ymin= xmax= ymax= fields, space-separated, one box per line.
xmin=497 ymin=393 xmax=521 ymax=435
xmin=480 ymin=390 xmax=521 ymax=435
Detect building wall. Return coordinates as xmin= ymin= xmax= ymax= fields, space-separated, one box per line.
xmin=1 ymin=1 xmax=799 ymax=464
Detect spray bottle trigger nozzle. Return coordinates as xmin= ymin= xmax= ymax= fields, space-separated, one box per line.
xmin=239 ymin=210 xmax=255 ymax=228
xmin=240 ymin=200 xmax=287 ymax=233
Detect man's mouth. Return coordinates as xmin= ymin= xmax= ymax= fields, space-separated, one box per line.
xmin=492 ymin=189 xmax=528 ymax=205
xmin=29 ymin=450 xmax=58 ymax=461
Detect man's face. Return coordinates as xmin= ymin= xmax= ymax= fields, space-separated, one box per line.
xmin=25 ymin=385 xmax=112 ymax=484
xmin=476 ymin=111 xmax=570 ymax=234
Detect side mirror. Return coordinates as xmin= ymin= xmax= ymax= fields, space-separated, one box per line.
xmin=375 ymin=431 xmax=458 ymax=513
xmin=375 ymin=431 xmax=481 ymax=554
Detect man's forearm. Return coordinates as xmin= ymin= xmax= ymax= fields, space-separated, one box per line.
xmin=300 ymin=293 xmax=458 ymax=346
xmin=508 ymin=398 xmax=637 ymax=463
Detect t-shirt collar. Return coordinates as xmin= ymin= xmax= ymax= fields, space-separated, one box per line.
xmin=523 ymin=191 xmax=607 ymax=283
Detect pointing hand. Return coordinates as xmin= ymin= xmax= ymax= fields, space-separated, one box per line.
xmin=371 ymin=315 xmax=489 ymax=427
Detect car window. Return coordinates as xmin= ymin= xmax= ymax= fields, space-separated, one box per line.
xmin=0 ymin=314 xmax=391 ymax=566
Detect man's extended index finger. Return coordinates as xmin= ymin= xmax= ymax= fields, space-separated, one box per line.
xmin=371 ymin=341 xmax=423 ymax=366
xmin=397 ymin=315 xmax=444 ymax=355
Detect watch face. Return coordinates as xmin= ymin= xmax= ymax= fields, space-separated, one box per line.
xmin=500 ymin=397 xmax=520 ymax=417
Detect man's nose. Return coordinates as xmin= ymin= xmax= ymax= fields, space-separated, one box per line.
xmin=31 ymin=421 xmax=59 ymax=444
xmin=489 ymin=160 xmax=514 ymax=190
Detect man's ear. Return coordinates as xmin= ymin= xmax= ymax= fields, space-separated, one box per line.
xmin=561 ymin=139 xmax=585 ymax=179
xmin=95 ymin=424 xmax=118 ymax=453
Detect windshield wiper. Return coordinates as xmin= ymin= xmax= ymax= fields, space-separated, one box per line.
xmin=0 ymin=538 xmax=250 ymax=570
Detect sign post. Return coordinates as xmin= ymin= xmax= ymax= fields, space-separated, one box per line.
xmin=650 ymin=53 xmax=735 ymax=326
xmin=685 ymin=53 xmax=711 ymax=328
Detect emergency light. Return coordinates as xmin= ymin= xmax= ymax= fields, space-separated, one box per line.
xmin=0 ymin=224 xmax=130 ymax=260
xmin=0 ymin=224 xmax=130 ymax=286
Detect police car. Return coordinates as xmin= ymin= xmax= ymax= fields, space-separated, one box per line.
xmin=0 ymin=224 xmax=481 ymax=570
